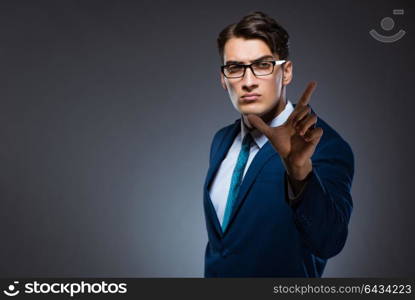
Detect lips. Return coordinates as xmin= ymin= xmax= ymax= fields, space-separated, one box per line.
xmin=241 ymin=93 xmax=260 ymax=102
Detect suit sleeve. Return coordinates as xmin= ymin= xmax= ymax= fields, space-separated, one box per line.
xmin=285 ymin=136 xmax=355 ymax=259
xmin=285 ymin=174 xmax=308 ymax=200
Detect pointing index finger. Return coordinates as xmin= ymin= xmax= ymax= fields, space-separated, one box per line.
xmin=297 ymin=81 xmax=317 ymax=107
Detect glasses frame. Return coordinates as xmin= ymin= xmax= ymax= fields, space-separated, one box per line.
xmin=221 ymin=60 xmax=286 ymax=79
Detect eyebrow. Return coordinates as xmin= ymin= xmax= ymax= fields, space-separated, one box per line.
xmin=225 ymin=55 xmax=275 ymax=65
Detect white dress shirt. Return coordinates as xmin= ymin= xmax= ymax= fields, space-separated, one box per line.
xmin=209 ymin=100 xmax=302 ymax=226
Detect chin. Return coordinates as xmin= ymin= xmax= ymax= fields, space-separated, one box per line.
xmin=239 ymin=105 xmax=267 ymax=116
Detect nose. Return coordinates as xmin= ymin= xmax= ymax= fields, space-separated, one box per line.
xmin=242 ymin=67 xmax=258 ymax=90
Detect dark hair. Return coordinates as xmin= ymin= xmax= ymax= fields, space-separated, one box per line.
xmin=217 ymin=11 xmax=290 ymax=63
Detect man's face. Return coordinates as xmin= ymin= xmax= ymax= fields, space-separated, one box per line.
xmin=221 ymin=37 xmax=292 ymax=119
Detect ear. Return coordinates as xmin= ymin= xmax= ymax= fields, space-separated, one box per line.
xmin=282 ymin=60 xmax=293 ymax=86
xmin=220 ymin=73 xmax=228 ymax=90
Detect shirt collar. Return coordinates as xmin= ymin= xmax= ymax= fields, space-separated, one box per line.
xmin=240 ymin=99 xmax=294 ymax=149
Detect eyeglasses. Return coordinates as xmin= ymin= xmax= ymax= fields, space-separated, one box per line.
xmin=221 ymin=60 xmax=286 ymax=78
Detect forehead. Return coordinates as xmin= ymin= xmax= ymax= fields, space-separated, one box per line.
xmin=223 ymin=37 xmax=274 ymax=63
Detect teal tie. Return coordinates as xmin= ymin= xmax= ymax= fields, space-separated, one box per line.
xmin=222 ymin=133 xmax=253 ymax=232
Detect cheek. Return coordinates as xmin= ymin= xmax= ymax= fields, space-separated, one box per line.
xmin=227 ymin=83 xmax=239 ymax=97
xmin=266 ymin=76 xmax=281 ymax=98
xmin=264 ymin=78 xmax=279 ymax=97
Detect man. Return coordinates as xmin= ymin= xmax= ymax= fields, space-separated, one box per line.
xmin=203 ymin=11 xmax=354 ymax=277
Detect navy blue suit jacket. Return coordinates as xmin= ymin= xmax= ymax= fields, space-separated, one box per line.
xmin=203 ymin=109 xmax=354 ymax=277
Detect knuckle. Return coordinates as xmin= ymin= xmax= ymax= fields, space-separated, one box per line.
xmin=298 ymin=117 xmax=306 ymax=126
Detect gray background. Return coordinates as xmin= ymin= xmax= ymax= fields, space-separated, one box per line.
xmin=0 ymin=0 xmax=414 ymax=277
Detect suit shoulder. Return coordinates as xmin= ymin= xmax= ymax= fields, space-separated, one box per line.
xmin=208 ymin=119 xmax=239 ymax=162
xmin=211 ymin=119 xmax=239 ymax=142
xmin=316 ymin=116 xmax=354 ymax=160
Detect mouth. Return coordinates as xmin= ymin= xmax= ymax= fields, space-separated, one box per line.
xmin=240 ymin=94 xmax=260 ymax=102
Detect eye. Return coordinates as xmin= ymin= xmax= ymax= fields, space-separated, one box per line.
xmin=254 ymin=61 xmax=272 ymax=69
xmin=226 ymin=64 xmax=244 ymax=73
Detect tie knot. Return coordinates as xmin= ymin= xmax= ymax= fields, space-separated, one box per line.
xmin=242 ymin=133 xmax=253 ymax=147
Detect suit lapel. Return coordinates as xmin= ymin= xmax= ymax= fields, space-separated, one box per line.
xmin=204 ymin=118 xmax=282 ymax=237
xmin=223 ymin=141 xmax=278 ymax=235
xmin=204 ymin=120 xmax=240 ymax=238
xmin=205 ymin=120 xmax=240 ymax=190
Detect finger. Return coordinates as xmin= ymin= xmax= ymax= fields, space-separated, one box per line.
xmin=286 ymin=88 xmax=313 ymax=124
xmin=304 ymin=127 xmax=323 ymax=143
xmin=297 ymin=113 xmax=318 ymax=136
xmin=297 ymin=81 xmax=317 ymax=107
xmin=246 ymin=114 xmax=273 ymax=138
xmin=292 ymin=106 xmax=311 ymax=128
xmin=287 ymin=103 xmax=308 ymax=125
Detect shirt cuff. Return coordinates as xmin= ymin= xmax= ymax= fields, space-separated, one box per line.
xmin=286 ymin=172 xmax=308 ymax=203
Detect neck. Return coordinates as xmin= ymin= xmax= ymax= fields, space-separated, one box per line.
xmin=261 ymin=96 xmax=287 ymax=124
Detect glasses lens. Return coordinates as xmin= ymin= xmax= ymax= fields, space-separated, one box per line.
xmin=252 ymin=61 xmax=274 ymax=76
xmin=224 ymin=64 xmax=244 ymax=78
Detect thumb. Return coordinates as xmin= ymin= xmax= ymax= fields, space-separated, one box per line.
xmin=246 ymin=114 xmax=273 ymax=138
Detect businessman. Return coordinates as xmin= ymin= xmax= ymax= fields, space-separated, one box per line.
xmin=203 ymin=11 xmax=354 ymax=277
